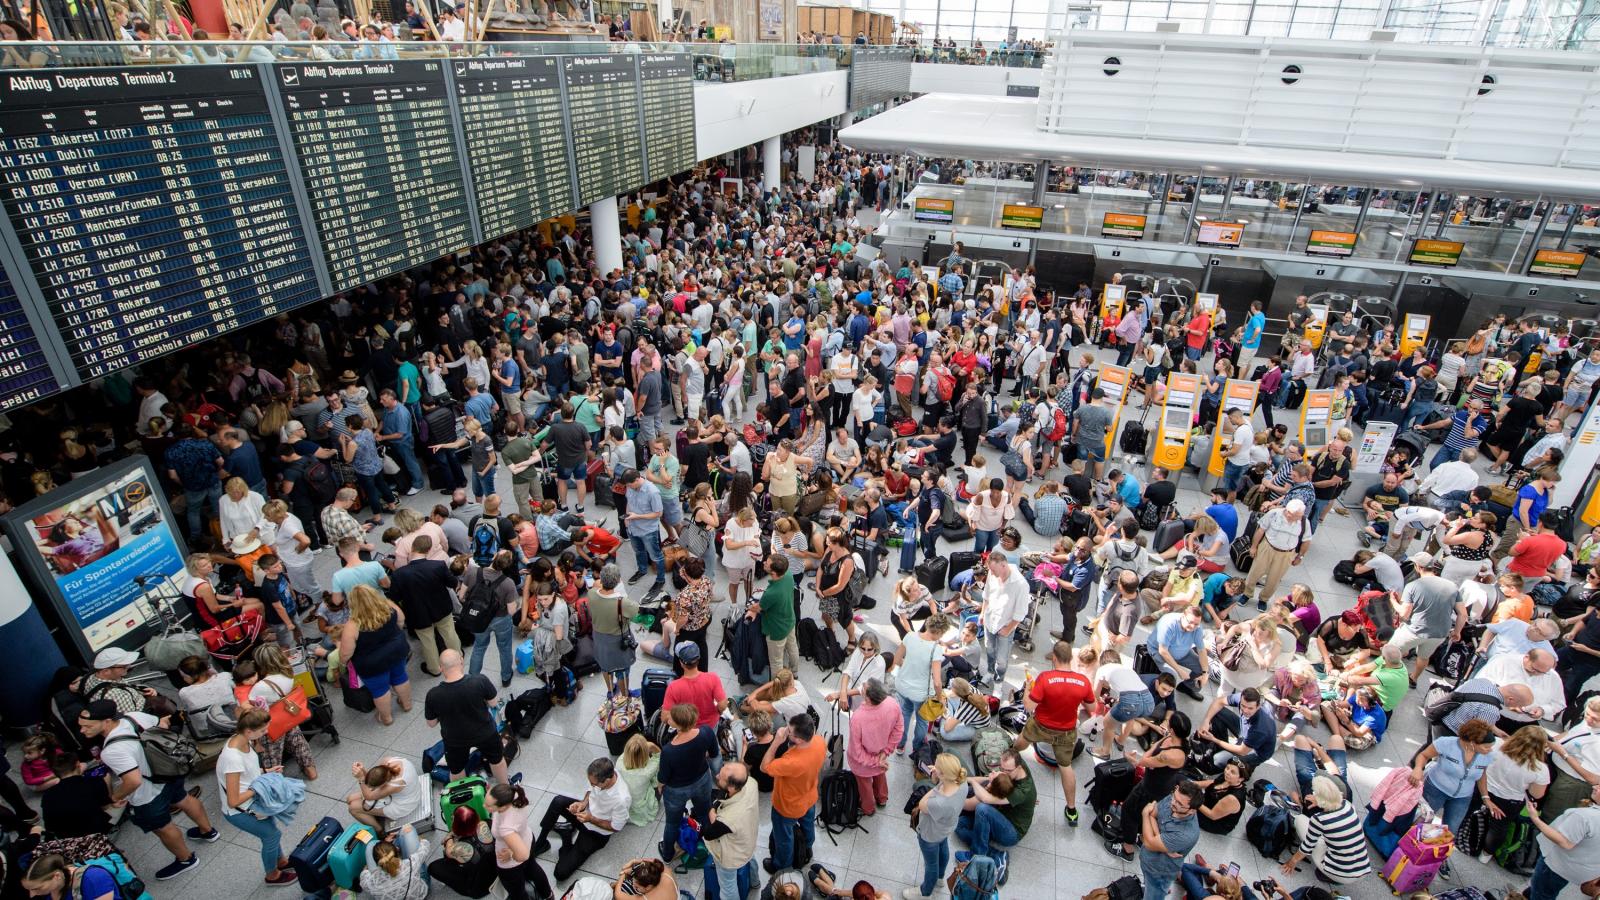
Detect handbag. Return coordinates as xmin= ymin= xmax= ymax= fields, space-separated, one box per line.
xmin=916 ymin=651 xmax=945 ymax=722
xmin=143 ymin=632 xmax=207 ymax=671
xmin=1219 ymin=633 xmax=1249 ymax=672
xmin=263 ymin=680 xmax=311 ymax=741
xmin=379 ymin=448 xmax=400 ymax=476
xmin=678 ymin=520 xmax=712 ymax=559
xmin=617 ymin=596 xmax=638 ymax=652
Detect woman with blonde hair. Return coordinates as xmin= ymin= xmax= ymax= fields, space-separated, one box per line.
xmin=618 ymin=733 xmax=661 ymax=827
xmin=937 ymin=677 xmax=992 ymax=742
xmin=910 ymin=752 xmax=969 ymax=900
xmin=1213 ymin=614 xmax=1283 ymax=698
xmin=721 ymin=505 xmax=761 ymax=607
xmin=1476 ymin=725 xmax=1551 ymax=861
xmin=338 ymin=583 xmax=412 ymax=725
xmin=246 ymin=644 xmax=318 ymax=780
xmin=391 ymin=506 xmax=448 ymax=565
xmin=361 ymin=836 xmax=431 ymax=899
xmin=444 ymin=339 xmax=491 ymax=388
xmin=257 ymin=498 xmax=320 ymax=597
xmin=219 ymin=477 xmax=266 ymax=546
xmin=1166 ymin=512 xmax=1226 ymax=571
xmin=740 ymin=667 xmax=811 ymax=723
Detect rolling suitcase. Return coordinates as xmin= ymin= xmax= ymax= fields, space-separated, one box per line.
xmin=328 ymin=821 xmax=376 ymax=890
xmin=1152 ymin=519 xmax=1188 ymax=555
xmin=946 ymin=550 xmax=982 ymax=588
xmin=440 ymin=775 xmax=490 ymax=828
xmin=1382 ymin=822 xmax=1454 ymax=893
xmin=641 ymin=668 xmax=674 ymax=719
xmin=289 ymin=815 xmax=341 ymax=892
xmin=916 ymin=557 xmax=949 ymax=595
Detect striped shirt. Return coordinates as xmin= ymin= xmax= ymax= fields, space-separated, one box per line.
xmin=1298 ymin=801 xmax=1371 ymax=882
xmin=1443 ymin=409 xmax=1491 ymax=452
xmin=948 ymin=696 xmax=992 ymax=729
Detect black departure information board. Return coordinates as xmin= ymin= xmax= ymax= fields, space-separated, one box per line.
xmin=0 ymin=66 xmax=322 ymax=381
xmin=0 ymin=260 xmax=59 ymax=412
xmin=452 ymin=56 xmax=574 ymax=241
xmin=561 ymin=55 xmax=645 ymax=208
xmin=638 ymin=54 xmax=697 ymax=183
xmin=275 ymin=60 xmax=474 ymax=293
xmin=849 ymin=47 xmax=913 ymax=111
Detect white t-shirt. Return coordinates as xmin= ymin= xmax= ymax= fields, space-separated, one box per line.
xmin=830 ymin=350 xmax=858 ymax=394
xmin=1098 ymin=662 xmax=1146 ymax=696
xmin=216 ymin=743 xmax=264 ymax=811
xmin=850 ymin=386 xmax=878 ymax=425
xmin=1228 ymin=423 xmax=1255 ymax=464
xmin=1554 ymin=722 xmax=1600 ymax=782
xmin=102 ymin=712 xmax=163 ymax=807
xmin=179 ymin=673 xmax=236 ymax=713
xmin=771 ymin=681 xmax=812 ymax=722
xmin=1485 ymin=752 xmax=1550 ymax=800
xmin=261 ymin=514 xmax=314 ymax=566
xmin=585 ymin=779 xmax=633 ymax=834
xmin=248 ymin=673 xmax=298 ymax=709
xmin=372 ymin=758 xmax=426 ymax=824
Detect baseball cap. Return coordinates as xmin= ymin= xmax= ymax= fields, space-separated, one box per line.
xmin=1409 ymin=551 xmax=1441 ymax=571
xmin=674 ymin=642 xmax=702 ymax=664
xmin=1176 ymin=554 xmax=1198 ymax=570
xmin=94 ymin=647 xmax=139 ymax=669
xmin=81 ymin=699 xmax=120 ymax=722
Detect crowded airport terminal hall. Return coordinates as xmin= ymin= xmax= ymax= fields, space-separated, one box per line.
xmin=6 ymin=2 xmax=1600 ymax=899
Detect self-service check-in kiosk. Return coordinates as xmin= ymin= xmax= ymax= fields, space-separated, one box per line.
xmin=1300 ymin=389 xmax=1336 ymax=454
xmin=1399 ymin=314 xmax=1430 ymax=357
xmin=1305 ymin=306 xmax=1330 ymax=350
xmin=1098 ymin=365 xmax=1133 ymax=458
xmin=1100 ymin=283 xmax=1126 ymax=322
xmin=1207 ymin=379 xmax=1260 ymax=478
xmin=1154 ymin=372 xmax=1200 ymax=470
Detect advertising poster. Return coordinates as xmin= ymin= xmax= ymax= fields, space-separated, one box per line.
xmin=2 ymin=457 xmax=187 ymax=662
xmin=1355 ymin=421 xmax=1398 ymax=474
xmin=758 ymin=0 xmax=783 ymax=39
xmin=999 ymin=204 xmax=1043 ymax=229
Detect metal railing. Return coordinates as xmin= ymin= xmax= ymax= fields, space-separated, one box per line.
xmin=0 ymin=38 xmax=852 ymax=80
xmin=909 ymin=44 xmax=1052 ymax=67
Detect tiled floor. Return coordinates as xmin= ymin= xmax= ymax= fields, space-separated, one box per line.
xmin=101 ymin=345 xmax=1568 ymax=900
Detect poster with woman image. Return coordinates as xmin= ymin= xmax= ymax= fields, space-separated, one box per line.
xmin=3 ymin=457 xmax=186 ymax=661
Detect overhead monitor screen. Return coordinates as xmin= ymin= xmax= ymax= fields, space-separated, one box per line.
xmin=913 ymin=198 xmax=954 ymax=224
xmin=1195 ymin=221 xmax=1246 ymax=247
xmin=1409 ymin=239 xmax=1464 ymax=268
xmin=1529 ymin=249 xmax=1585 ymax=278
xmin=451 ymin=56 xmax=574 ymax=241
xmin=1305 ymin=230 xmax=1357 ymax=258
xmin=1000 ymin=204 xmax=1043 ymax=230
xmin=1101 ymin=212 xmax=1147 ymax=240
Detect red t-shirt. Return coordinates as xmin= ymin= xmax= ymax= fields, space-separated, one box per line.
xmin=1029 ymin=669 xmax=1093 ymax=732
xmin=582 ymin=527 xmax=622 ymax=558
xmin=662 ymin=670 xmax=727 ymax=727
xmin=1186 ymin=314 xmax=1211 ymax=350
xmin=1509 ymin=531 xmax=1568 ymax=579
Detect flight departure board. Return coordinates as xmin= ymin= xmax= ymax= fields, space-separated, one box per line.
xmin=0 ymin=260 xmax=60 ymax=412
xmin=452 ymin=56 xmax=574 ymax=242
xmin=275 ymin=60 xmax=474 ymax=293
xmin=638 ymin=54 xmax=697 ymax=183
xmin=849 ymin=47 xmax=913 ymax=111
xmin=561 ymin=55 xmax=646 ymax=208
xmin=0 ymin=66 xmax=323 ymax=381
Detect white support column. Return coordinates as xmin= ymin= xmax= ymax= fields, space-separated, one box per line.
xmin=763 ymin=135 xmax=781 ymax=192
xmin=589 ymin=197 xmax=623 ymax=275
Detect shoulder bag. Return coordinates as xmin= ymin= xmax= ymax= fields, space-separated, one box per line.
xmin=263 ymin=679 xmax=312 ymax=741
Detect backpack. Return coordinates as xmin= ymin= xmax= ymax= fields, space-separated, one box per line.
xmin=547 ymin=666 xmax=578 ymax=706
xmin=105 ymin=716 xmax=198 ymax=783
xmin=1245 ymin=795 xmax=1295 ymax=860
xmin=302 ymin=459 xmax=340 ymax=505
xmin=570 ymin=596 xmax=593 ymax=640
xmin=846 ymin=552 xmax=870 ymax=607
xmin=971 ymin=728 xmax=1010 ymax=774
xmin=1086 ymin=758 xmax=1136 ymax=815
xmin=1107 ymin=876 xmax=1144 ymax=900
xmin=471 ymin=517 xmax=501 ymax=567
xmin=1137 ymin=499 xmax=1164 ymax=531
xmin=1120 ymin=420 xmax=1148 ymax=454
xmin=1494 ymin=808 xmax=1540 ymax=876
xmin=1423 ymin=684 xmax=1502 ymax=727
xmin=818 ymin=768 xmax=862 ymax=834
xmin=75 ymin=852 xmax=151 ymax=900
xmin=811 ymin=626 xmax=847 ymax=672
xmin=504 ymin=687 xmax=551 ymax=739
xmin=458 ymin=572 xmax=507 ymax=637
xmin=1046 ymin=407 xmax=1068 ymax=443
xmin=795 ymin=618 xmax=821 ymax=662
xmin=1102 ymin=542 xmax=1142 ymax=593
xmin=935 ymin=368 xmax=956 ymax=402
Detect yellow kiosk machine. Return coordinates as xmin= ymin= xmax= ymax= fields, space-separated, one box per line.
xmin=1207 ymin=379 xmax=1260 ymax=478
xmin=1399 ymin=314 xmax=1430 ymax=357
xmin=1100 ymin=283 xmax=1127 ymax=323
xmin=1154 ymin=373 xmax=1200 ymax=470
xmin=1300 ymin=389 xmax=1336 ymax=453
xmin=1304 ymin=306 xmax=1330 ymax=350
xmin=1195 ymin=292 xmax=1219 ymax=315
xmin=1098 ymin=365 xmax=1133 ymax=458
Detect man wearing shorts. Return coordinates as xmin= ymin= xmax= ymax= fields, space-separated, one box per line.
xmin=1016 ymin=641 xmax=1093 ymax=827
xmin=1390 ymin=552 xmax=1467 ymax=685
xmin=424 ymin=649 xmax=510 ymax=784
xmin=542 ymin=404 xmax=592 ymax=514
xmin=78 ymin=699 xmax=219 ymax=880
xmin=1071 ymin=388 xmax=1114 ymax=479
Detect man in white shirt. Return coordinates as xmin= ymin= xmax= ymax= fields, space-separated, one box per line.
xmin=529 ymin=756 xmax=632 ymax=881
xmin=436 ymin=7 xmax=465 ymax=40
xmin=825 ymin=427 xmax=862 ymax=480
xmin=1221 ymin=408 xmax=1255 ymax=502
xmin=1386 ymin=504 xmax=1447 ymax=555
xmin=78 ymin=700 xmax=218 ymax=880
xmin=1417 ymin=447 xmax=1481 ymax=512
xmin=134 ymin=378 xmax=171 ymax=436
xmin=1479 ymin=648 xmax=1565 ymax=731
xmin=979 ymin=553 xmax=1031 ymax=686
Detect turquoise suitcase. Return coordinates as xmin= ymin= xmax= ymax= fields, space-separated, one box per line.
xmin=328 ymin=821 xmax=376 ymax=889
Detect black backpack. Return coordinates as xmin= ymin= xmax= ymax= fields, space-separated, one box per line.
xmin=1087 ymin=758 xmax=1136 ymax=815
xmin=1108 ymin=876 xmax=1143 ymax=900
xmin=1424 ymin=685 xmax=1502 ymax=727
xmin=1120 ymin=420 xmax=1148 ymax=454
xmin=1245 ymin=795 xmax=1295 ymax=860
xmin=795 ymin=618 xmax=822 ymax=662
xmin=458 ymin=572 xmax=506 ymax=637
xmin=505 ymin=687 xmax=551 ymax=739
xmin=810 ymin=626 xmax=847 ymax=672
xmin=818 ymin=768 xmax=862 ymax=835
xmin=302 ymin=459 xmax=340 ymax=504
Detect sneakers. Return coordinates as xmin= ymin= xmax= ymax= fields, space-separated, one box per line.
xmin=627 ymin=570 xmax=648 ymax=585
xmin=156 ymin=856 xmax=200 ymax=880
xmin=1357 ymin=531 xmax=1372 ymax=548
xmin=531 ymin=837 xmax=552 ymax=857
xmin=1103 ymin=840 xmax=1135 ymax=861
xmin=903 ymin=890 xmax=932 ymax=900
xmin=404 ymin=486 xmax=420 ymax=496
xmin=1065 ymin=807 xmax=1080 ymax=827
xmin=995 ymin=850 xmax=1009 ymax=885
xmin=187 ymin=827 xmax=220 ymax=843
xmin=264 ymin=869 xmax=299 ymax=887
xmin=575 ymin=505 xmax=585 ymax=515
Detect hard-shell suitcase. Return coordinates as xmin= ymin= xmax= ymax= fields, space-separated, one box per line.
xmin=1382 ymin=822 xmax=1453 ymax=893
xmin=642 ymin=668 xmax=674 ymax=719
xmin=515 ymin=637 xmax=536 ymax=675
xmin=289 ymin=815 xmax=342 ymax=892
xmin=440 ymin=775 xmax=490 ymax=828
xmin=946 ymin=550 xmax=982 ymax=588
xmin=328 ymin=821 xmax=376 ymax=890
xmin=916 ymin=557 xmax=949 ymax=595
xmin=1152 ymin=519 xmax=1188 ymax=555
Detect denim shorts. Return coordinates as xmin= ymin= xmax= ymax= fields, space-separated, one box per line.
xmin=358 ymin=657 xmax=410 ymax=698
xmin=1110 ymin=689 xmax=1157 ymax=722
xmin=559 ymin=462 xmax=587 ymax=484
xmin=1081 ymin=442 xmax=1107 ymax=462
xmin=661 ymin=498 xmax=684 ymax=527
